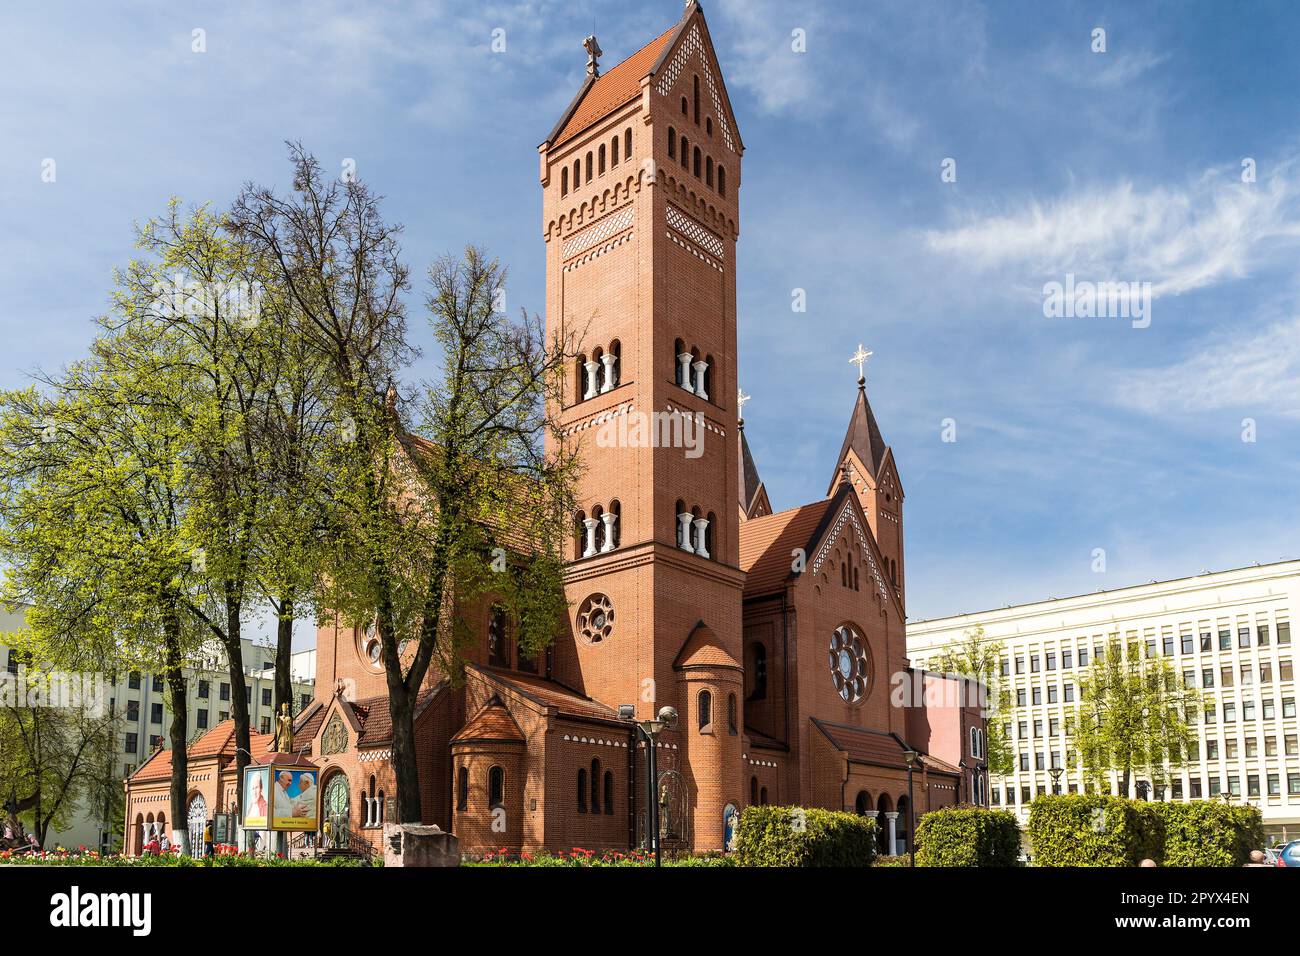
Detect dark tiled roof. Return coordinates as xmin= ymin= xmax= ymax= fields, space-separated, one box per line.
xmin=452 ymin=700 xmax=526 ymax=744
xmin=738 ymin=499 xmax=832 ymax=596
xmin=673 ymin=623 xmax=741 ymax=669
xmin=129 ymin=721 xmax=275 ymax=782
xmin=744 ymin=725 xmax=787 ymax=751
xmin=551 ymin=25 xmax=678 ymax=147
xmin=739 ymin=430 xmax=764 ymax=515
xmin=834 ymin=385 xmax=888 ymax=481
xmin=811 ymin=718 xmax=911 ymax=771
xmin=474 ymin=666 xmax=620 ymax=723
xmin=349 ymin=688 xmax=439 ymax=747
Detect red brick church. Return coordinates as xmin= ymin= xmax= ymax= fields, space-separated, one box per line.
xmin=125 ymin=1 xmax=985 ymax=858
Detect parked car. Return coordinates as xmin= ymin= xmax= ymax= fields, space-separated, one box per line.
xmin=1274 ymin=841 xmax=1300 ymax=867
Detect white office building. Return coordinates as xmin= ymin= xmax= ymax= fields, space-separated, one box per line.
xmin=907 ymin=560 xmax=1299 ymax=844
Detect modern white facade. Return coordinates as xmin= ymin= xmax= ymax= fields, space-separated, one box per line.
xmin=1 ymin=605 xmax=314 ymax=851
xmin=907 ymin=560 xmax=1300 ymax=844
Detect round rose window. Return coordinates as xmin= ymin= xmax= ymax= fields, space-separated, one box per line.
xmin=828 ymin=625 xmax=869 ymax=704
xmin=577 ymin=594 xmax=615 ymax=644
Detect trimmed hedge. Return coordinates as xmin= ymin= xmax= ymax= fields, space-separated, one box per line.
xmin=1029 ymin=794 xmax=1265 ymax=867
xmin=1027 ymin=795 xmax=1146 ymax=866
xmin=1158 ymin=802 xmax=1263 ymax=867
xmin=734 ymin=805 xmax=876 ymax=867
xmin=915 ymin=807 xmax=1021 ymax=867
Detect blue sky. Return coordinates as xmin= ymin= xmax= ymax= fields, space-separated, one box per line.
xmin=3 ymin=0 xmax=1300 ymax=635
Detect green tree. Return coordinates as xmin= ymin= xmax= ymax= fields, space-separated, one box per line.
xmin=0 ymin=663 xmax=120 ymax=848
xmin=1071 ymin=637 xmax=1199 ymax=796
xmin=231 ymin=148 xmax=578 ymax=821
xmin=0 ymin=335 xmax=205 ymax=852
xmin=928 ymin=626 xmax=1014 ymax=777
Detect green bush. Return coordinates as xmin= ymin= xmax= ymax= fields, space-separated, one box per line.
xmin=915 ymin=806 xmax=1021 ymax=867
xmin=734 ymin=805 xmax=876 ymax=867
xmin=0 ymin=849 xmax=377 ymax=867
xmin=1029 ymin=794 xmax=1265 ymax=867
xmin=1156 ymin=802 xmax=1263 ymax=866
xmin=1027 ymin=794 xmax=1146 ymax=866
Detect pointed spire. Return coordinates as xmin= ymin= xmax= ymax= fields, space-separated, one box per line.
xmin=829 ymin=349 xmax=888 ymax=494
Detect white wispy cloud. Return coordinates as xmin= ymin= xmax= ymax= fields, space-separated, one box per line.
xmin=714 ymin=0 xmax=825 ymax=115
xmin=1115 ymin=315 xmax=1300 ymax=417
xmin=923 ymin=160 xmax=1300 ymax=297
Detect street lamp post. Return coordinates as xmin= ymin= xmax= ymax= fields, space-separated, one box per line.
xmin=1049 ymin=766 xmax=1064 ymax=795
xmin=902 ymin=750 xmax=918 ymax=868
xmin=619 ymin=704 xmax=678 ymax=868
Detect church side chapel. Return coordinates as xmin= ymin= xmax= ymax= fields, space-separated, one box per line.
xmin=123 ymin=1 xmax=987 ymax=859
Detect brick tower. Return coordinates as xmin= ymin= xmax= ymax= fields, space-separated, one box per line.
xmin=540 ymin=1 xmax=745 ymax=851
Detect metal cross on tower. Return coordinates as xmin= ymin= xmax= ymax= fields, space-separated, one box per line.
xmin=849 ymin=344 xmax=873 ymax=384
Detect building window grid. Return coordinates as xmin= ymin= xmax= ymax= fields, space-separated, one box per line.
xmin=968 ymin=609 xmax=1298 ymax=814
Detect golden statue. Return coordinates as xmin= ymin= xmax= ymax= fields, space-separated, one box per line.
xmin=272 ymin=702 xmax=294 ymax=753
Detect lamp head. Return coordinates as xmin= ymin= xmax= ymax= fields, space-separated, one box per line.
xmin=657 ymin=706 xmax=678 ymax=731
xmin=618 ymin=704 xmax=635 ymax=721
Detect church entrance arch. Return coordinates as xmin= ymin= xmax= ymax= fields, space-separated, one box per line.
xmin=186 ymin=792 xmax=207 ymax=857
xmin=323 ymin=772 xmax=350 ymax=850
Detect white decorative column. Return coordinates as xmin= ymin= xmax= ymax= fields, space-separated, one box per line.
xmin=583 ymin=518 xmax=599 ymax=558
xmin=677 ymin=352 xmax=694 ymax=390
xmin=583 ymin=360 xmax=600 ymax=400
xmin=600 ymin=512 xmax=617 ymax=552
xmin=885 ymin=811 xmax=899 ymax=856
xmin=677 ymin=512 xmax=694 ymax=551
xmin=600 ymin=353 xmax=617 ymax=393
xmin=692 ymin=516 xmax=711 ymax=559
xmin=692 ymin=359 xmax=709 ymax=400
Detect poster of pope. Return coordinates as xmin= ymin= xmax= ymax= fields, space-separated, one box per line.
xmin=269 ymin=768 xmax=319 ymax=831
xmin=242 ymin=767 xmax=269 ymax=829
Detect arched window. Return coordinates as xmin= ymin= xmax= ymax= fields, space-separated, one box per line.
xmin=488 ymin=766 xmax=504 ymax=809
xmin=590 ymin=758 xmax=601 ymax=811
xmin=624 ymin=128 xmax=632 ymax=161
xmin=693 ymin=146 xmax=702 ymax=178
xmin=598 ymin=144 xmax=606 ymax=175
xmin=749 ymin=642 xmax=767 ymax=701
xmin=573 ymin=159 xmax=580 ymax=188
xmin=577 ymin=768 xmax=587 ymax=812
xmin=706 ymin=116 xmax=713 ymax=137
xmin=674 ymin=338 xmax=687 ymax=386
xmin=855 ymin=790 xmax=870 ymax=815
xmin=603 ymin=771 xmax=615 ymax=814
xmin=680 ymin=136 xmax=689 ymax=169
xmin=591 ymin=504 xmax=605 ymax=552
xmin=706 ymin=156 xmax=714 ymax=187
xmin=727 ymin=693 xmax=737 ymax=735
xmin=608 ymin=339 xmax=621 ymax=389
xmin=585 ymin=151 xmax=593 ymax=181
xmin=668 ymin=127 xmax=676 ymax=160
xmin=675 ymin=499 xmax=688 ymax=548
xmin=488 ymin=605 xmax=509 ymax=667
xmin=681 ymin=95 xmax=688 ymax=115
xmin=750 ymin=776 xmax=758 ymax=805
xmin=718 ymin=165 xmax=726 ymax=197
xmin=608 ymin=500 xmax=621 ymax=549
xmin=698 ymin=689 xmax=713 ymax=732
xmin=854 ymin=566 xmax=860 ymax=591
xmin=561 ymin=166 xmax=568 ymax=196
xmin=377 ymin=790 xmax=385 ymax=824
xmin=456 ymin=766 xmax=468 ymax=810
xmin=574 ymin=510 xmax=587 ymax=560
xmin=705 ymin=511 xmax=716 ymax=559
xmin=611 ymin=134 xmax=619 ymax=166
xmin=703 ymin=353 xmax=714 ymax=398
xmin=693 ymin=75 xmax=700 ymax=124
xmin=841 ymin=561 xmax=848 ymax=588
xmin=576 ymin=352 xmax=590 ymax=402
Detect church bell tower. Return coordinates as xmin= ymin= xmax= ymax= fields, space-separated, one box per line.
xmin=540 ymin=1 xmax=746 ymax=851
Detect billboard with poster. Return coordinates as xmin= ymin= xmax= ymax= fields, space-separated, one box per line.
xmin=242 ymin=767 xmax=269 ymax=830
xmin=268 ymin=767 xmax=319 ymax=832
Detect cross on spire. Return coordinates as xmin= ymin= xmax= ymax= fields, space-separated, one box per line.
xmin=737 ymin=387 xmax=751 ymax=414
xmin=583 ymin=35 xmax=603 ymax=77
xmin=849 ymin=344 xmax=873 ymax=386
